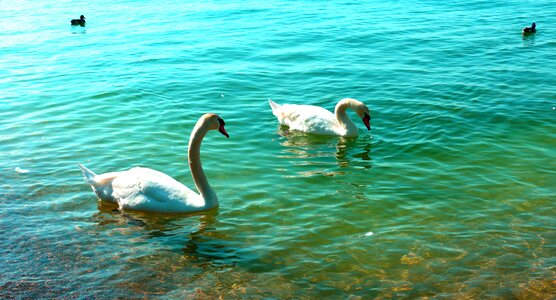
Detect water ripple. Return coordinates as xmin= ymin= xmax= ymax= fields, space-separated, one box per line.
xmin=1 ymin=0 xmax=555 ymax=298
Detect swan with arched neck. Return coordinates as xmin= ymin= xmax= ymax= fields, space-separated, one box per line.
xmin=78 ymin=113 xmax=229 ymax=213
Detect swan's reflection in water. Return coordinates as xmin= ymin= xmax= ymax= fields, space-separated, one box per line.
xmin=87 ymin=204 xmax=256 ymax=295
xmin=276 ymin=127 xmax=373 ymax=176
xmin=93 ymin=203 xmax=243 ymax=267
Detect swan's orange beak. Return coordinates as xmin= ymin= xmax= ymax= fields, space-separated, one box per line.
xmin=217 ymin=118 xmax=229 ymax=138
xmin=219 ymin=125 xmax=229 ymax=138
xmin=362 ymin=112 xmax=371 ymax=130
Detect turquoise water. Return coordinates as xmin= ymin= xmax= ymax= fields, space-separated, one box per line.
xmin=1 ymin=0 xmax=555 ymax=298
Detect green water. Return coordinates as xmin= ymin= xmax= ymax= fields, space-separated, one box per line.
xmin=1 ymin=0 xmax=555 ymax=298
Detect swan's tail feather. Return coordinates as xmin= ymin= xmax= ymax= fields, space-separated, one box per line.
xmin=268 ymin=99 xmax=281 ymax=117
xmin=78 ymin=163 xmax=97 ymax=186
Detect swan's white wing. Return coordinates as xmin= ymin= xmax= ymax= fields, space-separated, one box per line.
xmin=273 ymin=103 xmax=342 ymax=135
xmin=111 ymin=167 xmax=203 ymax=212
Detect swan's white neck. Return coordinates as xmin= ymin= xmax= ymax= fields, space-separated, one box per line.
xmin=188 ymin=120 xmax=218 ymax=209
xmin=334 ymin=98 xmax=359 ymax=136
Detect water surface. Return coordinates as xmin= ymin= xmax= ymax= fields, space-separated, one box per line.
xmin=1 ymin=0 xmax=555 ymax=298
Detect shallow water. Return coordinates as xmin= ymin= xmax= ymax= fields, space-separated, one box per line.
xmin=1 ymin=0 xmax=555 ymax=298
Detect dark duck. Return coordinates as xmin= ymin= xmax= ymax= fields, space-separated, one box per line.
xmin=71 ymin=15 xmax=86 ymax=26
xmin=522 ymin=22 xmax=536 ymax=35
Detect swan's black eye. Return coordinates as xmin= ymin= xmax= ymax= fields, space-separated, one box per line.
xmin=218 ymin=118 xmax=225 ymax=126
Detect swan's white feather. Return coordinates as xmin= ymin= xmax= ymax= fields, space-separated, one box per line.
xmin=269 ymin=99 xmax=346 ymax=136
xmin=80 ymin=165 xmax=204 ymax=213
xmin=110 ymin=167 xmax=203 ymax=212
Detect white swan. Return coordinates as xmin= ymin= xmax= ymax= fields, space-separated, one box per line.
xmin=78 ymin=113 xmax=229 ymax=213
xmin=268 ymin=98 xmax=371 ymax=137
